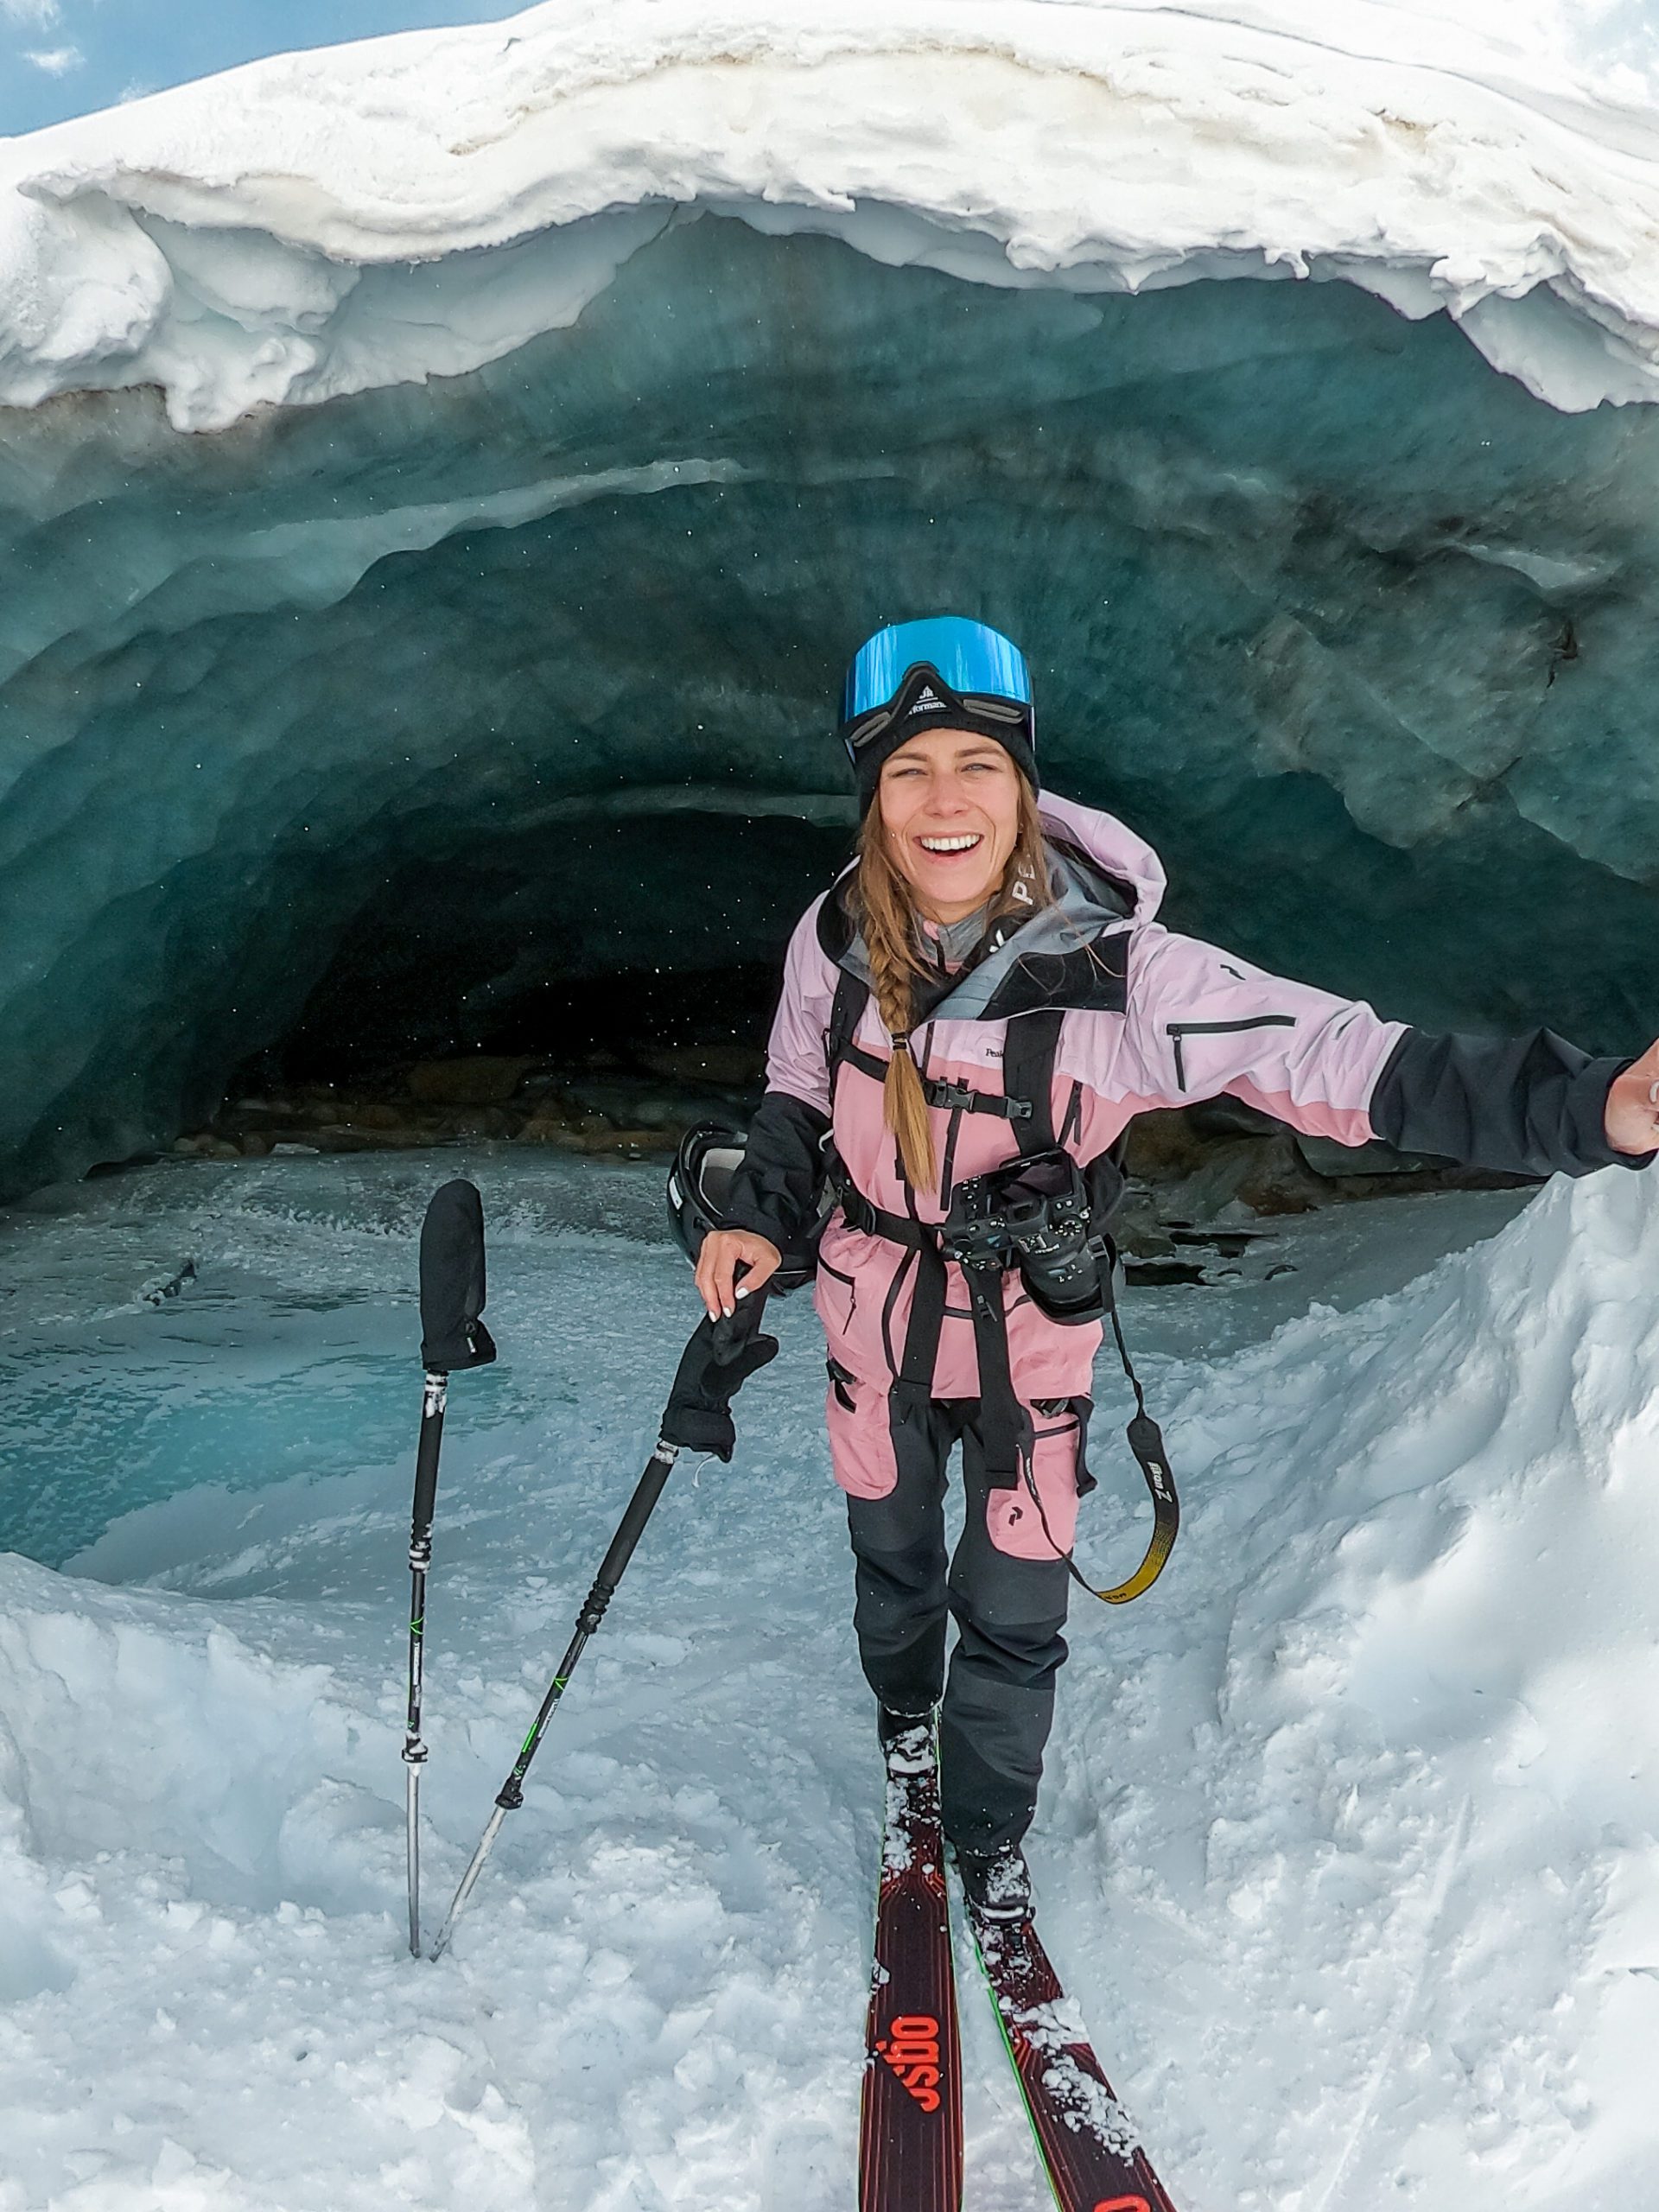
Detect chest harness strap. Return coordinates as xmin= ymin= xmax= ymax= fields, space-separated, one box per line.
xmin=823 ymin=973 xmax=1179 ymax=1605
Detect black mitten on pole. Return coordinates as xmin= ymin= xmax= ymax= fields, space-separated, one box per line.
xmin=419 ymin=1179 xmax=499 ymax=1375
xmin=660 ymin=1295 xmax=779 ymax=1460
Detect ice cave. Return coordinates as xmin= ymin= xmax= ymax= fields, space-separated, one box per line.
xmin=6 ymin=8 xmax=1659 ymax=1197
xmin=9 ymin=11 xmax=1659 ymax=2209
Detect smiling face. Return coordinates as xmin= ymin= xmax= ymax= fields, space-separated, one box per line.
xmin=876 ymin=727 xmax=1025 ymax=924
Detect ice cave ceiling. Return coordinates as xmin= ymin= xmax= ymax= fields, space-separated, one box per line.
xmin=5 ymin=210 xmax=1659 ymax=1196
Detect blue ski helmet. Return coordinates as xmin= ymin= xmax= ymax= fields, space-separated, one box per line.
xmin=837 ymin=617 xmax=1037 ymax=812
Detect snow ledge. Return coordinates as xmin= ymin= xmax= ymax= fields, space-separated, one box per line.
xmin=4 ymin=0 xmax=1659 ymax=429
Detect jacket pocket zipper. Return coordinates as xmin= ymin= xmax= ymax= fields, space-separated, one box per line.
xmin=819 ymin=1254 xmax=858 ymax=1327
xmin=1166 ymin=1014 xmax=1295 ymax=1094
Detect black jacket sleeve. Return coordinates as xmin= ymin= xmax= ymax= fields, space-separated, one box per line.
xmin=1369 ymin=1027 xmax=1646 ymax=1179
xmin=722 ymin=1089 xmax=830 ymax=1249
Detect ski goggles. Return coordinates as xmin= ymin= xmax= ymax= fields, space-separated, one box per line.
xmin=839 ymin=617 xmax=1033 ymax=760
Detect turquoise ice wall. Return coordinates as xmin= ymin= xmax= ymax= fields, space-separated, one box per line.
xmin=3 ymin=215 xmax=1659 ymax=1194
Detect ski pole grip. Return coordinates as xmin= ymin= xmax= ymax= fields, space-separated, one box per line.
xmin=410 ymin=1378 xmax=446 ymax=1536
xmin=593 ymin=1446 xmax=678 ymax=1590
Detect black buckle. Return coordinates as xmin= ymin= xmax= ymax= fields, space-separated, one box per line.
xmin=889 ymin=1377 xmax=934 ymax=1419
xmin=925 ymin=1077 xmax=1032 ymax=1120
xmin=926 ymin=1078 xmax=979 ymax=1111
xmin=829 ymin=1166 xmax=872 ymax=1230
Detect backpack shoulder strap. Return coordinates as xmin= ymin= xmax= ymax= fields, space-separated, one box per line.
xmin=1001 ymin=1009 xmax=1063 ymax=1155
xmin=824 ymin=971 xmax=870 ymax=1101
xmin=826 ymin=977 xmax=1064 ymax=1149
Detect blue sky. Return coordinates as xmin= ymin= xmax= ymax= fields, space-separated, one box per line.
xmin=1 ymin=2 xmax=519 ymax=137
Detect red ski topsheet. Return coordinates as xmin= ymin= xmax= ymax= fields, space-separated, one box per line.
xmin=859 ymin=1750 xmax=963 ymax=2212
xmin=972 ymin=1912 xmax=1179 ymax=2212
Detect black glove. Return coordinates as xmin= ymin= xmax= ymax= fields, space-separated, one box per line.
xmin=659 ymin=1297 xmax=779 ymax=1461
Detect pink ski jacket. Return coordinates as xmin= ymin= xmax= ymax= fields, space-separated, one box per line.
xmin=764 ymin=795 xmax=1401 ymax=1401
xmin=726 ymin=791 xmax=1640 ymax=1497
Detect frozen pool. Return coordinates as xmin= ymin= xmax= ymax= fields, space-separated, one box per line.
xmin=0 ymin=1146 xmax=1528 ymax=1580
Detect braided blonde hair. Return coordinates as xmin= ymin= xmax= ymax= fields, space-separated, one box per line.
xmin=852 ymin=780 xmax=1054 ymax=1192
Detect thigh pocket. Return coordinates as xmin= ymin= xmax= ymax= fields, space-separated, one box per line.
xmin=1033 ymin=1395 xmax=1097 ymax=1497
xmin=824 ymin=1360 xmax=900 ymax=1502
xmin=986 ymin=1402 xmax=1084 ymax=1560
xmin=817 ymin=1255 xmax=859 ymax=1341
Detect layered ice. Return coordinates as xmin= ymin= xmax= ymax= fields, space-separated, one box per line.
xmin=3 ymin=0 xmax=1659 ymax=1197
xmin=1 ymin=1148 xmax=1656 ymax=2204
xmin=6 ymin=218 xmax=1659 ymax=1196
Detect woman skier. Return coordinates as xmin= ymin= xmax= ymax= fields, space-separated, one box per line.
xmin=693 ymin=614 xmax=1659 ymax=1923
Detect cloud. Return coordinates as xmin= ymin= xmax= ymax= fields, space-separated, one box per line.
xmin=22 ymin=43 xmax=82 ymax=73
xmin=1 ymin=0 xmax=60 ymax=26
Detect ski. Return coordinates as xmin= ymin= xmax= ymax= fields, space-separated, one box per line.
xmin=859 ymin=1724 xmax=963 ymax=2211
xmin=969 ymin=1907 xmax=1179 ymax=2212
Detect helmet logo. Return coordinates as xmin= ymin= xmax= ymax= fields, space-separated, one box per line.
xmin=910 ymin=684 xmax=946 ymax=712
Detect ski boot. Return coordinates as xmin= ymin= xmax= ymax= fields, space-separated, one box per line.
xmin=955 ymin=1840 xmax=1033 ymax=1925
xmin=877 ymin=1704 xmax=938 ymax=1774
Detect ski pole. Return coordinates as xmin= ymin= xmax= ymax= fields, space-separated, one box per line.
xmin=403 ymin=1179 xmax=497 ymax=1958
xmin=427 ymin=1434 xmax=680 ymax=1961
xmin=428 ymin=1298 xmax=778 ymax=1962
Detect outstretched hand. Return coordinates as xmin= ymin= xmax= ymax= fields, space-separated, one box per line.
xmin=1604 ymin=1040 xmax=1659 ymax=1155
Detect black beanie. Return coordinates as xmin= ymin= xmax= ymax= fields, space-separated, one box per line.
xmin=843 ymin=666 xmax=1039 ymax=817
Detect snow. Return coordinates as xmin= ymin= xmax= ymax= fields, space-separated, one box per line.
xmin=3 ymin=1148 xmax=1657 ymax=2206
xmin=5 ymin=0 xmax=1659 ymax=429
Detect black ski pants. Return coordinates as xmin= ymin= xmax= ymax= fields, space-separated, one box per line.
xmin=845 ymin=1395 xmax=1071 ymax=1855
